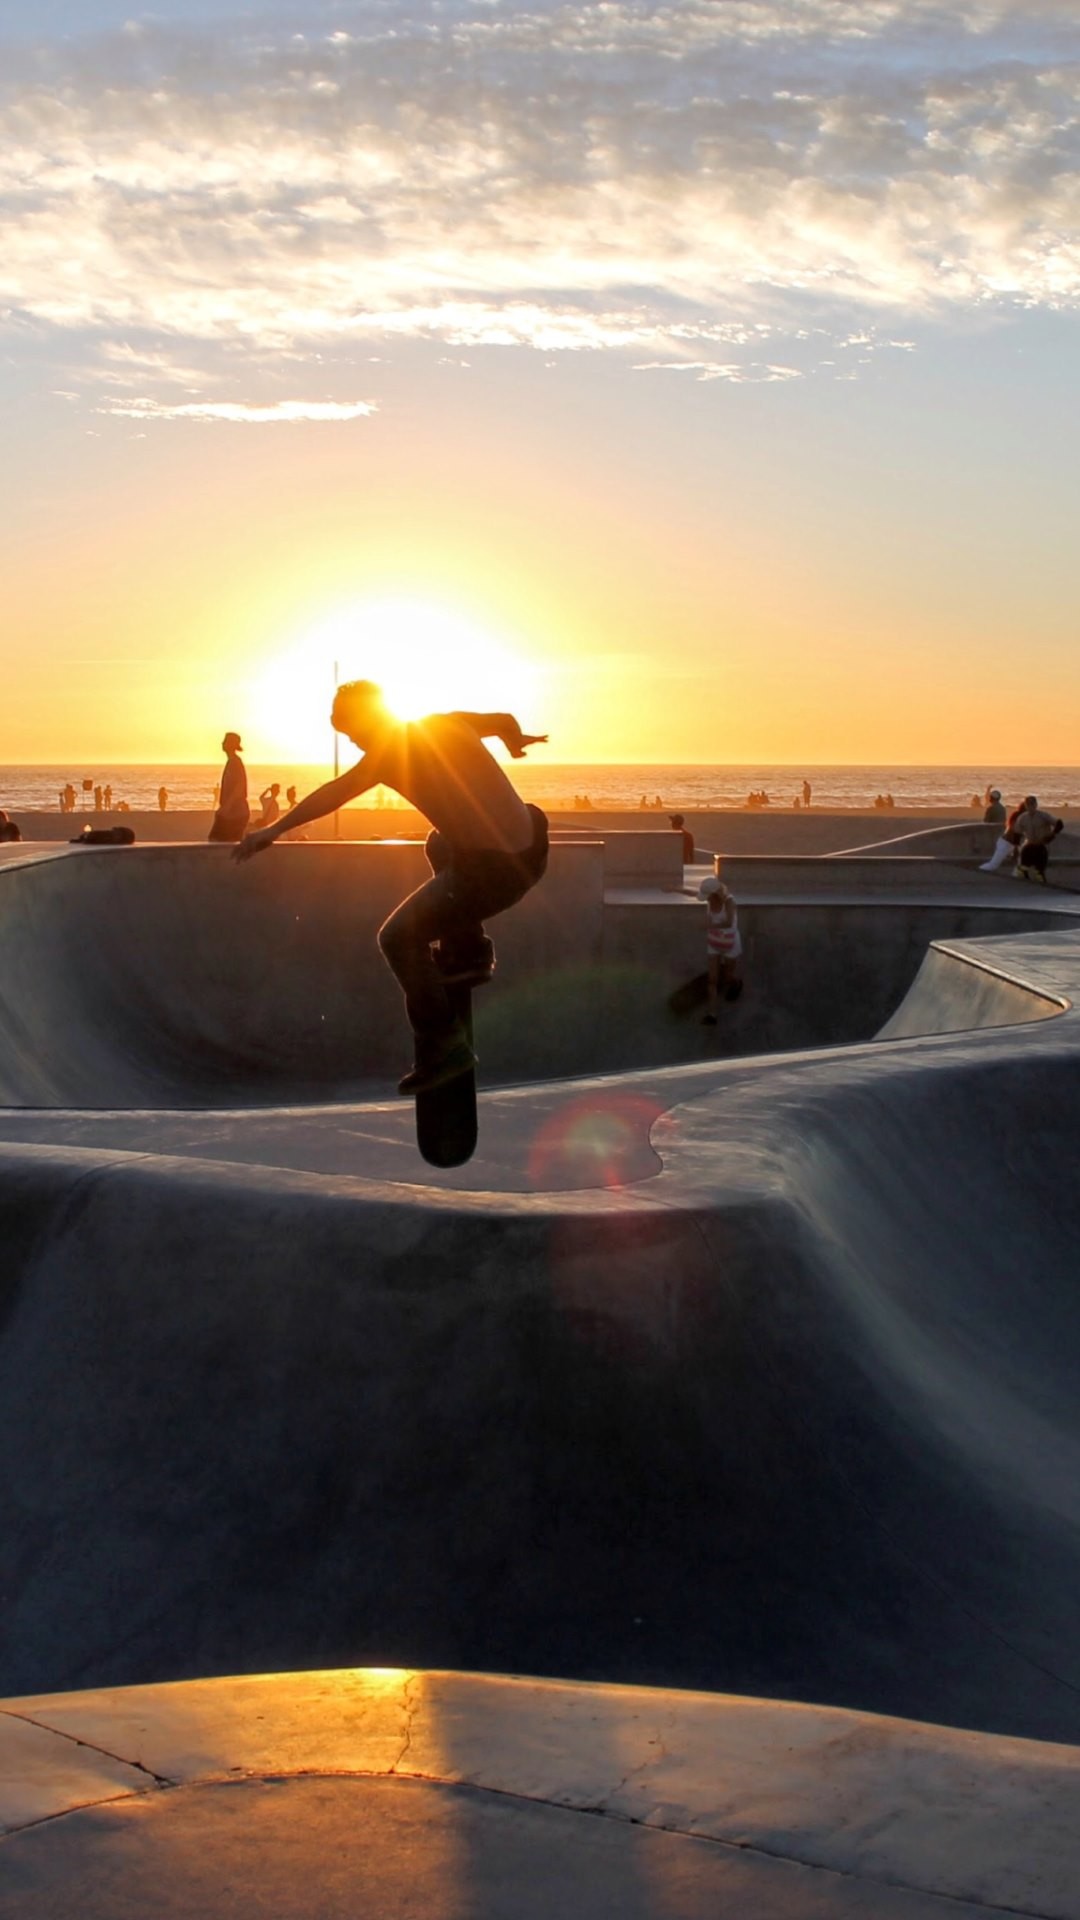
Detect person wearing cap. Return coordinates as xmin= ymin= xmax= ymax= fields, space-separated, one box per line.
xmin=697 ymin=855 xmax=743 ymax=1023
xmin=670 ymin=813 xmax=694 ymax=863
xmin=983 ymin=788 xmax=1006 ymax=825
xmin=208 ymin=731 xmax=250 ymax=843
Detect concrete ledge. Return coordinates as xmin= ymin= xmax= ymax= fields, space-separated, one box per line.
xmin=3 ymin=1669 xmax=1080 ymax=1917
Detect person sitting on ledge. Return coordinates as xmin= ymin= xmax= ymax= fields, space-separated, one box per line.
xmin=234 ymin=681 xmax=549 ymax=1094
xmin=0 ymin=810 xmax=21 ymax=843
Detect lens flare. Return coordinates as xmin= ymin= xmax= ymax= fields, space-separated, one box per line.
xmin=528 ymin=1093 xmax=665 ymax=1190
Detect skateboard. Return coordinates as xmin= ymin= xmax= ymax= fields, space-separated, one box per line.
xmin=667 ymin=973 xmax=743 ymax=1016
xmin=414 ymin=982 xmax=478 ymax=1168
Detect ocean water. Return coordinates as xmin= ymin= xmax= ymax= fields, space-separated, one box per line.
xmin=3 ymin=763 xmax=1080 ymax=814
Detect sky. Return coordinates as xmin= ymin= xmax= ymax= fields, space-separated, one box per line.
xmin=2 ymin=0 xmax=1079 ymax=765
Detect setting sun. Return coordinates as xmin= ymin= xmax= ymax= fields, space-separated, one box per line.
xmin=249 ymin=597 xmax=544 ymax=759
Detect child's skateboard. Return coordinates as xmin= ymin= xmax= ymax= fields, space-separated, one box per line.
xmin=667 ymin=973 xmax=744 ymax=1016
xmin=414 ymin=982 xmax=478 ymax=1168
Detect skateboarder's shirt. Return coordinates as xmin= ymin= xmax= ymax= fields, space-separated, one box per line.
xmin=362 ymin=715 xmax=534 ymax=854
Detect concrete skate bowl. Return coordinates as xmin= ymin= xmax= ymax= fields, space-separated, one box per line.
xmin=5 ymin=846 xmax=1080 ymax=1747
xmin=0 ymin=844 xmax=1075 ymax=1105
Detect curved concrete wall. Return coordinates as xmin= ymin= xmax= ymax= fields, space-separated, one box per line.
xmin=1 ymin=848 xmax=1073 ymax=1105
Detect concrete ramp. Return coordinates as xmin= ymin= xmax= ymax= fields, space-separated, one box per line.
xmin=5 ymin=994 xmax=1080 ymax=1742
xmin=879 ymin=934 xmax=1068 ymax=1038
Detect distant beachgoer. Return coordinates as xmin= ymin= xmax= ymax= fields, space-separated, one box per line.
xmin=698 ymin=862 xmax=743 ymax=1024
xmin=213 ymin=783 xmax=221 ymax=807
xmin=802 ymin=779 xmax=812 ymax=808
xmin=94 ymin=785 xmax=103 ymax=812
xmin=208 ymin=733 xmax=249 ymax=843
xmin=670 ymin=813 xmax=694 ymax=862
xmin=970 ymin=794 xmax=982 ymax=810
xmin=1010 ymin=796 xmax=1064 ymax=884
xmin=157 ymin=786 xmax=169 ymax=813
xmin=983 ymin=788 xmax=1006 ymax=826
xmin=885 ymin=794 xmax=895 ymax=809
xmin=639 ymin=794 xmax=648 ymax=809
xmin=0 ymin=810 xmax=21 ymax=843
xmin=286 ymin=785 xmax=297 ymax=808
xmin=256 ymin=783 xmax=282 ymax=828
xmin=103 ymin=783 xmax=113 ymax=812
xmin=63 ymin=783 xmax=76 ymax=814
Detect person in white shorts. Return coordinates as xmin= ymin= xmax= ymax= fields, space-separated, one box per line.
xmin=698 ymin=861 xmax=743 ymax=1025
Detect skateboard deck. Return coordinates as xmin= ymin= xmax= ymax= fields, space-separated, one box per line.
xmin=414 ymin=983 xmax=478 ymax=1168
xmin=668 ymin=973 xmax=744 ymax=1016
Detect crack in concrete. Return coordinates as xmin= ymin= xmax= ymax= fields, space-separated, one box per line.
xmin=0 ymin=1707 xmax=175 ymax=1789
xmin=390 ymin=1674 xmax=420 ymax=1774
xmin=0 ymin=1753 xmax=1061 ymax=1916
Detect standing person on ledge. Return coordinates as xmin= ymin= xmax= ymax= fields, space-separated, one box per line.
xmin=208 ymin=732 xmax=250 ymax=843
xmin=233 ymin=681 xmax=549 ymax=1093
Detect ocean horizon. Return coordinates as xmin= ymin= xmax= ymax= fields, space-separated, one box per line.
xmin=4 ymin=761 xmax=1080 ymax=815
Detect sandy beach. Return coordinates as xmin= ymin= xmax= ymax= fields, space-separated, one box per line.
xmin=5 ymin=801 xmax=989 ymax=855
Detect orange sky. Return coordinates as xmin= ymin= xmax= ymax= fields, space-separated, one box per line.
xmin=3 ymin=1 xmax=1079 ymax=765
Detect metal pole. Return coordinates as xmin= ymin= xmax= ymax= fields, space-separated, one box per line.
xmin=333 ymin=659 xmax=340 ymax=839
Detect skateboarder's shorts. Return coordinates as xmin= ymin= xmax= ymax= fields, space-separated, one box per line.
xmin=430 ymin=806 xmax=549 ymax=920
xmin=1019 ymin=841 xmax=1049 ymax=875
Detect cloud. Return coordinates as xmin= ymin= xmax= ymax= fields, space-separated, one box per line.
xmin=98 ymin=396 xmax=377 ymax=421
xmin=0 ymin=0 xmax=1077 ymax=395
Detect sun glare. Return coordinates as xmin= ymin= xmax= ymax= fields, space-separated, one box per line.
xmin=251 ymin=597 xmax=542 ymax=759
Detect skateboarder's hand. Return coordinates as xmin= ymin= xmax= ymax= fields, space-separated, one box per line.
xmin=232 ymin=829 xmax=275 ymax=863
xmin=511 ymin=732 xmax=548 ymax=758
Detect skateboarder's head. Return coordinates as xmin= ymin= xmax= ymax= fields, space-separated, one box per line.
xmin=222 ymin=731 xmax=243 ymax=755
xmin=331 ymin=679 xmax=389 ymax=746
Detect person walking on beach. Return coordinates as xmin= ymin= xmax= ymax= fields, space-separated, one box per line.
xmin=208 ymin=733 xmax=250 ymax=843
xmin=802 ymin=778 xmax=812 ymax=809
xmin=233 ymin=681 xmax=548 ymax=1093
xmin=157 ymin=786 xmax=169 ymax=813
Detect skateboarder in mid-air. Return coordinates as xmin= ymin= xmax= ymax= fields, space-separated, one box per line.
xmin=233 ymin=681 xmax=548 ymax=1093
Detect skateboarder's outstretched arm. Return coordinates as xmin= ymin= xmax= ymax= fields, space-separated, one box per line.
xmin=451 ymin=712 xmax=547 ymax=759
xmin=233 ymin=762 xmax=374 ymax=860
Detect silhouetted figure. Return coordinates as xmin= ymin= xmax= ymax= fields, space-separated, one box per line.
xmin=103 ymin=784 xmax=113 ymax=811
xmin=286 ymin=785 xmax=297 ymax=808
xmin=983 ymin=788 xmax=1006 ymax=825
xmin=802 ymin=779 xmax=812 ymax=808
xmin=63 ymin=783 xmax=76 ymax=814
xmin=670 ymin=813 xmax=694 ymax=862
xmin=157 ymin=786 xmax=169 ymax=812
xmin=234 ymin=682 xmax=548 ymax=1094
xmin=94 ymin=785 xmax=103 ymax=812
xmin=208 ymin=734 xmax=249 ymax=843
xmin=256 ymin=782 xmax=282 ymax=827
xmin=0 ymin=810 xmax=21 ymax=843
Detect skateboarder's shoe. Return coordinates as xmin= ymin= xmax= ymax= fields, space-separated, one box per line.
xmin=701 ymin=1013 xmax=718 ymax=1026
xmin=433 ymin=935 xmax=495 ymax=988
xmin=398 ymin=1024 xmax=477 ymax=1096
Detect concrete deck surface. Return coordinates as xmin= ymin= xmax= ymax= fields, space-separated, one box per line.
xmin=3 ymin=1668 xmax=1080 ymax=1919
xmin=5 ymin=843 xmax=1080 ymax=1913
